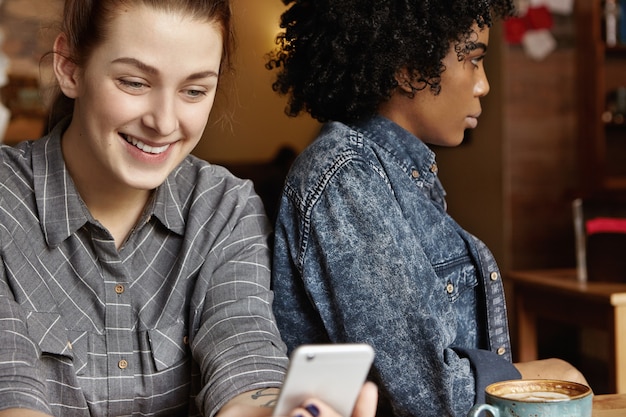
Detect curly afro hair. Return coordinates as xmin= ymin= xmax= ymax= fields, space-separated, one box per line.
xmin=266 ymin=0 xmax=516 ymax=124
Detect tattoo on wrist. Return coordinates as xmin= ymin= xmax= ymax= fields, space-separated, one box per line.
xmin=251 ymin=388 xmax=278 ymax=408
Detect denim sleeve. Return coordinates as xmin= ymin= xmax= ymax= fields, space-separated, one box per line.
xmin=273 ymin=157 xmax=513 ymax=417
xmin=454 ymin=347 xmax=521 ymax=404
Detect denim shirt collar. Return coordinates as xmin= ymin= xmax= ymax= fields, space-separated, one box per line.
xmin=351 ymin=115 xmax=446 ymax=207
xmin=353 ymin=115 xmax=437 ymax=181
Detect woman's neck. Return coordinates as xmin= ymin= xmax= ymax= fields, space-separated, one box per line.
xmin=81 ymin=185 xmax=153 ymax=249
xmin=60 ymin=127 xmax=154 ymax=249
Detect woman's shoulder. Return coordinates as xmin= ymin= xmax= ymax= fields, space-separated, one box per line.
xmin=168 ymin=154 xmax=259 ymax=211
xmin=301 ymin=121 xmax=363 ymax=157
xmin=286 ymin=121 xmax=381 ymax=195
xmin=0 ymin=140 xmax=37 ymax=182
xmin=173 ymin=154 xmax=251 ymax=188
xmin=0 ymin=139 xmax=36 ymax=159
xmin=294 ymin=122 xmax=367 ymax=169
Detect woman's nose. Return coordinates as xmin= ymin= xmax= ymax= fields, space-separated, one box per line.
xmin=142 ymin=95 xmax=179 ymax=136
xmin=475 ymin=68 xmax=490 ymax=97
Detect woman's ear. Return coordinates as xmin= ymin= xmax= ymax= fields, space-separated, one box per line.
xmin=53 ymin=33 xmax=80 ymax=99
xmin=395 ymin=67 xmax=415 ymax=95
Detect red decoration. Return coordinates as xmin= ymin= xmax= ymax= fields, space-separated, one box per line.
xmin=526 ymin=6 xmax=553 ymax=30
xmin=587 ymin=218 xmax=626 ymax=235
xmin=505 ymin=17 xmax=527 ymax=44
xmin=504 ymin=6 xmax=554 ymax=45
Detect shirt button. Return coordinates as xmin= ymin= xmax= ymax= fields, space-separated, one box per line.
xmin=490 ymin=271 xmax=499 ymax=281
xmin=430 ymin=163 xmax=438 ymax=173
xmin=115 ymin=284 xmax=125 ymax=294
xmin=497 ymin=347 xmax=506 ymax=356
xmin=446 ymin=283 xmax=454 ymax=294
xmin=411 ymin=169 xmax=420 ymax=179
xmin=183 ymin=336 xmax=189 ymax=345
xmin=118 ymin=359 xmax=128 ymax=369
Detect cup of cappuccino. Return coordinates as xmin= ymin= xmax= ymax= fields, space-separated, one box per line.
xmin=466 ymin=379 xmax=592 ymax=417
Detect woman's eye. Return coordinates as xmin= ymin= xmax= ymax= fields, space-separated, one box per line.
xmin=187 ymin=90 xmax=205 ymax=97
xmin=184 ymin=89 xmax=208 ymax=100
xmin=119 ymin=79 xmax=146 ymax=89
xmin=470 ymin=55 xmax=485 ymax=68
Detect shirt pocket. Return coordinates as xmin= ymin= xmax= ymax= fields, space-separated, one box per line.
xmin=25 ymin=311 xmax=89 ymax=375
xmin=433 ymin=255 xmax=478 ymax=303
xmin=26 ymin=311 xmax=73 ymax=358
xmin=148 ymin=320 xmax=189 ymax=372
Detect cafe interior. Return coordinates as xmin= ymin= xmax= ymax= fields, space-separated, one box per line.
xmin=2 ymin=0 xmax=626 ymax=409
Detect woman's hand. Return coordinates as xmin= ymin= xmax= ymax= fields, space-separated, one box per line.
xmin=352 ymin=382 xmax=378 ymax=417
xmin=216 ymin=382 xmax=378 ymax=417
xmin=288 ymin=382 xmax=378 ymax=417
xmin=514 ymin=358 xmax=589 ymax=386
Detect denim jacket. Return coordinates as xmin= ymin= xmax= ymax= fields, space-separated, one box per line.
xmin=271 ymin=116 xmax=521 ymax=417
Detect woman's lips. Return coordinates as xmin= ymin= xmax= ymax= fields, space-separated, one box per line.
xmin=122 ymin=134 xmax=171 ymax=154
xmin=466 ymin=116 xmax=479 ymax=129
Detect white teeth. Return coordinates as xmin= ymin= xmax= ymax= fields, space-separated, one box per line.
xmin=124 ymin=135 xmax=170 ymax=154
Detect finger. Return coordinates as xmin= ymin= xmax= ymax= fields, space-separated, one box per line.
xmin=289 ymin=400 xmax=328 ymax=417
xmin=351 ymin=382 xmax=378 ymax=417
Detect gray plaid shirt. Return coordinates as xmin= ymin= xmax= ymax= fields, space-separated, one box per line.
xmin=0 ymin=122 xmax=288 ymax=416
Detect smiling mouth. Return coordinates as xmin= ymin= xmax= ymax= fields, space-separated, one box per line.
xmin=122 ymin=134 xmax=170 ymax=155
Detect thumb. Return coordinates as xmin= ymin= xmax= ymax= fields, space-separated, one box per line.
xmin=351 ymin=382 xmax=378 ymax=417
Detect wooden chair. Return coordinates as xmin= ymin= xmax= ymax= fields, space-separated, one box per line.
xmin=573 ymin=196 xmax=626 ymax=283
xmin=506 ymin=195 xmax=626 ymax=393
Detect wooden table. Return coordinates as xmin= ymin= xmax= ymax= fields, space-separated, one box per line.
xmin=506 ymin=269 xmax=626 ymax=394
xmin=593 ymin=393 xmax=626 ymax=416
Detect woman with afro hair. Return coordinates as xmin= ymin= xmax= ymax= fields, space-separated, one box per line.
xmin=267 ymin=0 xmax=588 ymax=416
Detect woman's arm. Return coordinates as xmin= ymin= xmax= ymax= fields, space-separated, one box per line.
xmin=189 ymin=180 xmax=288 ymax=415
xmin=216 ymin=382 xmax=378 ymax=417
xmin=215 ymin=388 xmax=280 ymax=417
xmin=514 ymin=359 xmax=588 ymax=385
xmin=0 ymin=271 xmax=52 ymax=414
xmin=0 ymin=410 xmax=52 ymax=417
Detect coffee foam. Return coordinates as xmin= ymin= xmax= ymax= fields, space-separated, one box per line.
xmin=501 ymin=391 xmax=572 ymax=402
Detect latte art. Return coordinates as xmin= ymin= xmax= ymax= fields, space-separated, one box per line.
xmin=501 ymin=391 xmax=572 ymax=402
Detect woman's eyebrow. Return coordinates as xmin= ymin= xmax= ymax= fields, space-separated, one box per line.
xmin=186 ymin=70 xmax=219 ymax=81
xmin=111 ymin=57 xmax=218 ymax=80
xmin=112 ymin=57 xmax=158 ymax=74
xmin=471 ymin=42 xmax=488 ymax=53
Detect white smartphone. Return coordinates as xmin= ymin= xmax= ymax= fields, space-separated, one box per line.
xmin=272 ymin=343 xmax=375 ymax=417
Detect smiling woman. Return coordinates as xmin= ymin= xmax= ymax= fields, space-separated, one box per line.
xmin=53 ymin=5 xmax=224 ymax=243
xmin=0 ymin=1 xmax=380 ymax=417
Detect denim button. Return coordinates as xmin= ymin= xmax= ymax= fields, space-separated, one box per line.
xmin=446 ymin=283 xmax=454 ymax=294
xmin=411 ymin=169 xmax=420 ymax=179
xmin=490 ymin=271 xmax=499 ymax=281
xmin=497 ymin=347 xmax=506 ymax=355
